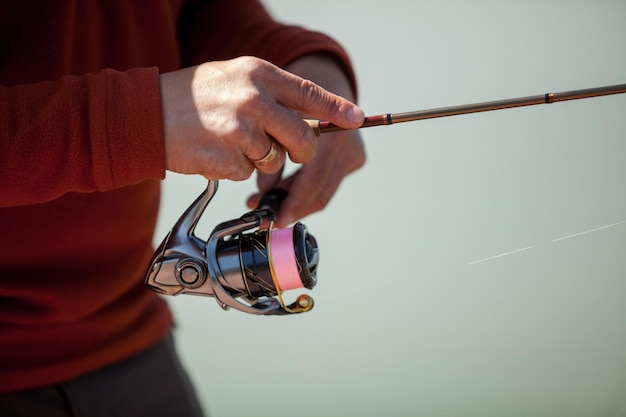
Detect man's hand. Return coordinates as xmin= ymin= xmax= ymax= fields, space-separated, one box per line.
xmin=159 ymin=56 xmax=364 ymax=184
xmin=246 ymin=54 xmax=366 ymax=227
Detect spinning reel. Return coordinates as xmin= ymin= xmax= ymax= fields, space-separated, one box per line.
xmin=145 ymin=181 xmax=318 ymax=315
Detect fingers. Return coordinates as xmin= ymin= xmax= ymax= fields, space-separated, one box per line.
xmin=265 ymin=66 xmax=364 ymax=129
xmin=244 ymin=56 xmax=366 ymax=228
xmin=161 ymin=57 xmax=364 ymax=184
xmin=248 ymin=129 xmax=365 ymax=228
xmin=257 ymin=62 xmax=364 ymax=163
xmin=247 ymin=167 xmax=335 ymax=229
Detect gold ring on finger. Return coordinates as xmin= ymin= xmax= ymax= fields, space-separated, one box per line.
xmin=250 ymin=142 xmax=278 ymax=166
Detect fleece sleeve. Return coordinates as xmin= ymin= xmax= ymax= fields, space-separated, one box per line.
xmin=178 ymin=0 xmax=358 ymax=95
xmin=0 ymin=67 xmax=166 ymax=207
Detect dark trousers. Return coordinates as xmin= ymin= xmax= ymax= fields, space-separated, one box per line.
xmin=0 ymin=333 xmax=206 ymax=417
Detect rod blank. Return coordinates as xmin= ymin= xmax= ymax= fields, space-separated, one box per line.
xmin=306 ymin=83 xmax=626 ymax=136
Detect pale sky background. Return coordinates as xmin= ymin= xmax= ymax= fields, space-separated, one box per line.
xmin=154 ymin=1 xmax=626 ymax=416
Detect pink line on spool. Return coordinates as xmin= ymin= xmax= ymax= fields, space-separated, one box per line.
xmin=269 ymin=227 xmax=302 ymax=291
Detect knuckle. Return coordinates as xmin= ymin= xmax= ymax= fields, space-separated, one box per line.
xmin=199 ymin=151 xmax=253 ymax=182
xmin=239 ymin=86 xmax=263 ymax=107
xmin=235 ymin=56 xmax=272 ymax=83
xmin=219 ymin=121 xmax=257 ymax=156
xmin=221 ymin=117 xmax=248 ymax=138
xmin=296 ymin=78 xmax=345 ymax=117
xmin=228 ymin=164 xmax=254 ymax=181
xmin=235 ymin=89 xmax=271 ymax=125
xmin=298 ymin=78 xmax=322 ymax=107
xmin=234 ymin=55 xmax=263 ymax=71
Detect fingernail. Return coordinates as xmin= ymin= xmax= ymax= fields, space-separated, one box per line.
xmin=346 ymin=106 xmax=365 ymax=124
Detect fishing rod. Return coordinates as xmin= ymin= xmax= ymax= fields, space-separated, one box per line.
xmin=306 ymin=83 xmax=626 ymax=135
xmin=145 ymin=83 xmax=625 ymax=316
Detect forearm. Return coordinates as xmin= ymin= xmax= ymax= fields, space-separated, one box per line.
xmin=0 ymin=68 xmax=166 ymax=207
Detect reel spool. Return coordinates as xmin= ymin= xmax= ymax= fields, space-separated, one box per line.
xmin=144 ymin=181 xmax=318 ymax=315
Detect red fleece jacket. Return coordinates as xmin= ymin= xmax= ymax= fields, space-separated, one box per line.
xmin=0 ymin=0 xmax=356 ymax=393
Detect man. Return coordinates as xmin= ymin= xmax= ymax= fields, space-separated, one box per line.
xmin=0 ymin=0 xmax=364 ymax=415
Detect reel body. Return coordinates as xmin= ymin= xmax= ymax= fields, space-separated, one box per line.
xmin=145 ymin=181 xmax=318 ymax=315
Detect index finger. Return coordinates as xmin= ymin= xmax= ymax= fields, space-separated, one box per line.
xmin=266 ymin=66 xmax=365 ymax=129
xmin=259 ymin=68 xmax=364 ymax=163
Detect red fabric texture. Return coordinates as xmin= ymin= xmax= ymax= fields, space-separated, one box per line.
xmin=0 ymin=0 xmax=356 ymax=393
